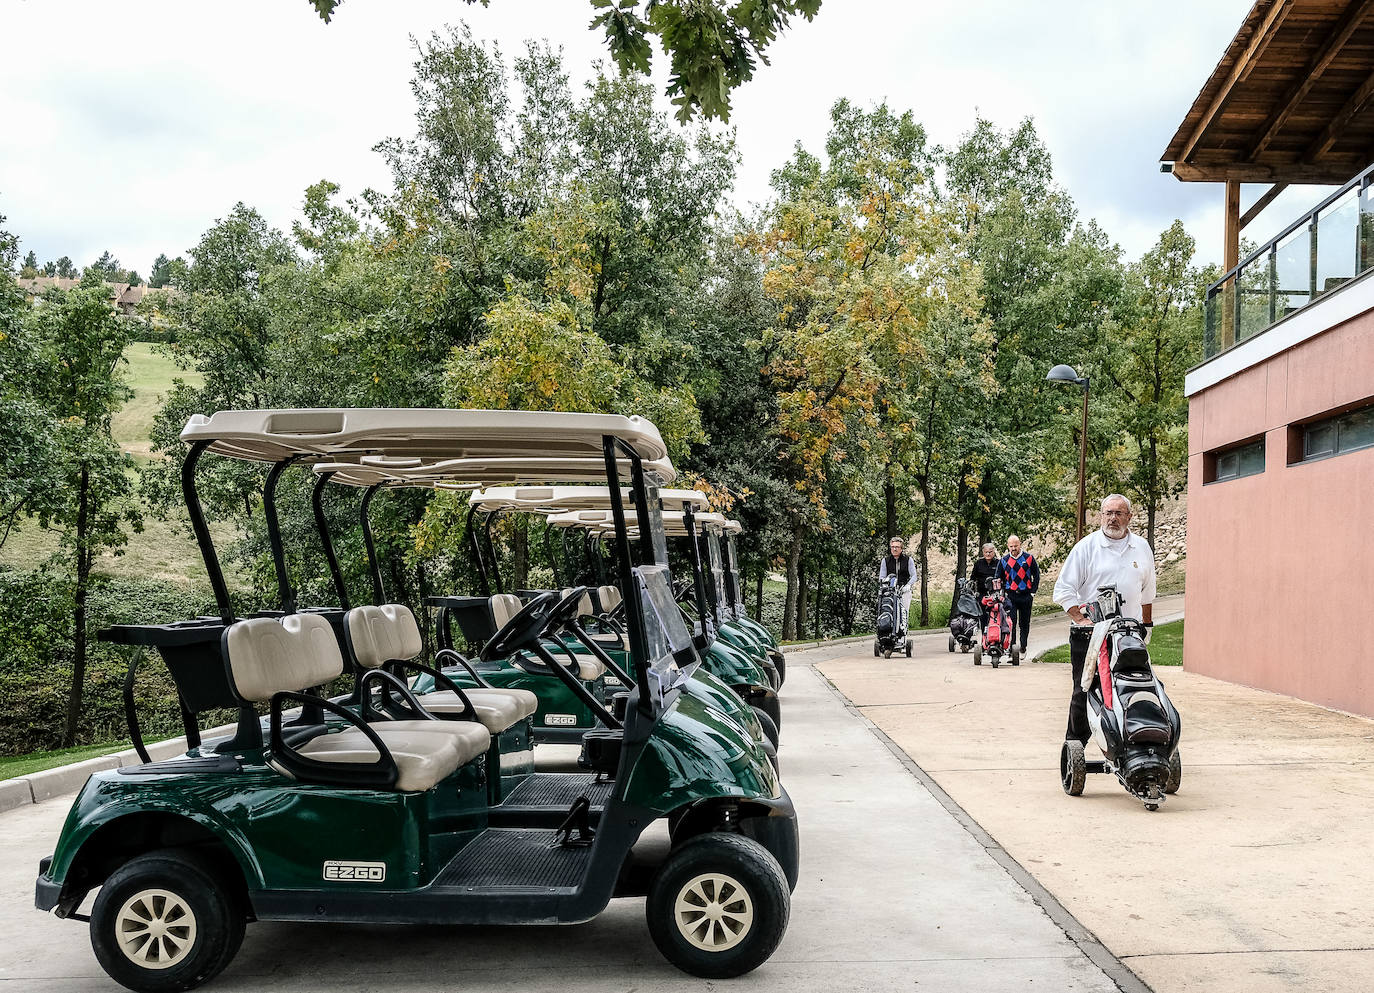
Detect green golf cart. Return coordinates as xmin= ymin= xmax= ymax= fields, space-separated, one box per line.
xmin=35 ymin=408 xmax=798 ymax=992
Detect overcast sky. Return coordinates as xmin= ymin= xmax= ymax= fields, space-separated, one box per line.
xmin=0 ymin=0 xmax=1341 ymax=278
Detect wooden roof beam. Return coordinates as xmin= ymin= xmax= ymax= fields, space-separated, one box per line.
xmin=1178 ymin=0 xmax=1293 ymax=164
xmin=1303 ymin=65 xmax=1374 ymax=163
xmin=1239 ymin=183 xmax=1288 ymax=229
xmin=1172 ymin=159 xmax=1365 ymax=184
xmin=1248 ymin=0 xmax=1374 ymax=161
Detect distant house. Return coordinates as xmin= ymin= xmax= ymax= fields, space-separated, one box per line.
xmin=17 ymin=276 xmax=150 ymax=316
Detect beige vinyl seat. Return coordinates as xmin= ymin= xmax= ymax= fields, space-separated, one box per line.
xmin=487 ymin=591 xmax=604 ymax=682
xmin=346 ymin=603 xmax=537 ymax=733
xmin=596 ymin=585 xmax=623 ymax=612
xmin=224 ymin=613 xmax=488 ymax=793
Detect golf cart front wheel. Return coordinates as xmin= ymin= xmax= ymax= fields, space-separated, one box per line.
xmin=90 ymin=849 xmax=244 ymax=993
xmin=647 ymin=832 xmax=790 ymax=979
xmin=771 ymin=652 xmax=787 ymax=688
xmin=1061 ymin=739 xmax=1086 ymax=796
xmin=973 ymin=644 xmax=982 ymax=665
xmin=1165 ymin=749 xmax=1182 ymax=794
xmin=751 ymin=706 xmax=780 ymax=750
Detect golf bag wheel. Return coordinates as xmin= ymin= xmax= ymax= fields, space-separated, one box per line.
xmin=1010 ymin=645 xmax=1021 ymax=666
xmin=90 ymin=849 xmax=245 ymax=993
xmin=873 ymin=643 xmax=880 ymax=657
xmin=1145 ymin=802 xmax=1160 ymax=812
xmin=904 ymin=640 xmax=912 ymax=658
xmin=1060 ymin=739 xmax=1086 ymax=796
xmin=647 ymin=832 xmax=790 ymax=979
xmin=1165 ymin=749 xmax=1182 ymax=795
xmin=972 ymin=644 xmax=982 ymax=665
xmin=751 ymin=706 xmax=780 ymax=750
xmin=961 ymin=643 xmax=971 ymax=654
xmin=948 ymin=635 xmax=955 ymax=653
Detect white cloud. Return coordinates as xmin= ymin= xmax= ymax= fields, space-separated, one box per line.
xmin=0 ymin=0 xmax=1338 ymax=276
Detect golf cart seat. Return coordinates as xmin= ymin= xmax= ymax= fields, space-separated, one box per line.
xmin=490 ymin=593 xmax=523 ymax=628
xmin=596 ymin=585 xmax=622 ymax=611
xmin=561 ymin=587 xmax=595 ymax=618
xmin=345 ymin=604 xmax=538 ymax=733
xmin=224 ymin=613 xmax=489 ymax=792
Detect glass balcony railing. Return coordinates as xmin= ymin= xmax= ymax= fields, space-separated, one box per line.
xmin=1204 ymin=162 xmax=1374 ymax=359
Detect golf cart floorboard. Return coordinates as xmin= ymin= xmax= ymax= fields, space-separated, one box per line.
xmin=499 ymin=772 xmax=615 ymax=809
xmin=436 ymin=828 xmax=593 ymax=889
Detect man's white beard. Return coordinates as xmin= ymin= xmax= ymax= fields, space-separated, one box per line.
xmin=1103 ymin=523 xmax=1127 ymax=539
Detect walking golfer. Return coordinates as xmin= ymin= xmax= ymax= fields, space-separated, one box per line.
xmin=1052 ymin=495 xmax=1157 ymax=744
xmin=999 ymin=535 xmax=1039 ymax=654
xmin=879 ymin=537 xmax=917 ymax=632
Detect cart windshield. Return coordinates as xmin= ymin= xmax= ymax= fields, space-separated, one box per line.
xmin=724 ymin=534 xmax=744 ymax=617
xmin=635 ymin=564 xmax=696 ymax=704
xmin=704 ymin=532 xmax=728 ymax=618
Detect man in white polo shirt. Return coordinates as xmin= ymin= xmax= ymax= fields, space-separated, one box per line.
xmin=1052 ymin=493 xmax=1157 ymax=744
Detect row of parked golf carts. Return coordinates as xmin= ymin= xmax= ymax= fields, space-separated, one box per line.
xmin=33 ymin=408 xmax=798 ymax=992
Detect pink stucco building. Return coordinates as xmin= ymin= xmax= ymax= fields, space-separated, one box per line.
xmin=1185 ymin=280 xmax=1374 ymax=717
xmin=1165 ymin=1 xmax=1374 ymax=718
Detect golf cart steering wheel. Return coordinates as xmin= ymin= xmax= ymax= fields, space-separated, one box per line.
xmin=481 ymin=591 xmax=560 ymax=661
xmin=547 ymin=585 xmax=592 ymax=630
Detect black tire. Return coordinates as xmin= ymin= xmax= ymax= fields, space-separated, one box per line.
xmin=1060 ymin=739 xmax=1086 ymax=796
xmin=873 ymin=643 xmax=880 ymax=657
xmin=647 ymin=832 xmax=790 ymax=979
xmin=1010 ymin=645 xmax=1021 ymax=666
xmin=948 ymin=635 xmax=955 ymax=653
xmin=961 ymin=642 xmax=971 ymax=654
xmin=751 ymin=706 xmax=781 ymax=750
xmin=990 ymin=651 xmax=1000 ymax=669
xmin=753 ymin=691 xmax=781 ymax=735
xmin=90 ymin=849 xmax=245 ymax=993
xmin=905 ymin=641 xmax=912 ymax=658
xmin=1165 ymin=749 xmax=1182 ymax=795
xmin=973 ymin=644 xmax=982 ymax=666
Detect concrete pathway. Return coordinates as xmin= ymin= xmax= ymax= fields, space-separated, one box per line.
xmin=0 ymin=660 xmax=1125 ymax=991
xmin=816 ymin=597 xmax=1374 ymax=993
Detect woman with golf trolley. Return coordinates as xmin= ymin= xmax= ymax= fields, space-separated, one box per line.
xmin=34 ymin=409 xmax=798 ymax=991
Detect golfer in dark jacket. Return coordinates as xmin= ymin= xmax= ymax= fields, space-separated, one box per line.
xmin=970 ymin=543 xmax=1000 ymax=630
xmin=999 ymin=535 xmax=1040 ymax=653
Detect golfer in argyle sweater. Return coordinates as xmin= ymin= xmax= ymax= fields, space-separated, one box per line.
xmin=999 ymin=536 xmax=1040 ymax=653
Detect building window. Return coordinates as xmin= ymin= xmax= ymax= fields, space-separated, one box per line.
xmin=1299 ymin=404 xmax=1374 ymax=462
xmin=1207 ymin=439 xmax=1265 ymax=483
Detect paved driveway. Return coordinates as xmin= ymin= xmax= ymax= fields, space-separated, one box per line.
xmin=1 ymin=659 xmax=1121 ymax=991
xmin=817 ymin=596 xmax=1374 ymax=993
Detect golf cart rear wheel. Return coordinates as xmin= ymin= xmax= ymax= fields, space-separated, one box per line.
xmin=647 ymin=832 xmax=790 ymax=979
xmin=972 ymin=644 xmax=982 ymax=665
xmin=948 ymin=635 xmax=955 ymax=653
xmin=1165 ymin=749 xmax=1182 ymax=795
xmin=1060 ymin=739 xmax=1087 ymax=796
xmin=90 ymin=849 xmax=244 ymax=993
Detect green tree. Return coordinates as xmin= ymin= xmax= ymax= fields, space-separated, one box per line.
xmin=148 ymin=253 xmax=174 ymax=288
xmin=1098 ymin=220 xmax=1206 ymax=547
xmin=54 ymin=256 xmax=77 ymax=279
xmin=20 ymin=249 xmax=39 ymax=278
xmin=27 ymin=275 xmax=142 ymax=746
xmin=309 ymin=1 xmax=821 ymax=121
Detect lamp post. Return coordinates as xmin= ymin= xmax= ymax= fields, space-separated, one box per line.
xmin=1047 ymin=364 xmax=1089 ymax=542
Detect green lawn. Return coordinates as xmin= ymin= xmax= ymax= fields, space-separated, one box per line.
xmin=0 ymin=743 xmax=129 ymax=780
xmin=1038 ymin=618 xmax=1184 ymax=665
xmin=111 ymin=341 xmax=203 ymax=457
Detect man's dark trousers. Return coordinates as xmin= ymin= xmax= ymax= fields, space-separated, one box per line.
xmin=1066 ymin=625 xmax=1093 ymax=743
xmin=1006 ymin=591 xmax=1033 ymax=649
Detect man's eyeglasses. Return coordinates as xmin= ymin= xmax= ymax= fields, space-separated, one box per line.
xmin=1102 ymin=510 xmax=1130 ymax=519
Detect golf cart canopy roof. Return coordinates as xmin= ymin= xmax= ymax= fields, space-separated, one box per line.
xmin=312 ymin=455 xmax=676 ymax=489
xmin=468 ymin=486 xmax=708 ymax=513
xmin=722 ymin=519 xmax=743 ymax=535
xmin=543 ymin=509 xmax=724 ymax=536
xmin=181 ymin=408 xmax=670 ymax=464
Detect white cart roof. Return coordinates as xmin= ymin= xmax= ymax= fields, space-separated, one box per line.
xmin=468 ymin=486 xmax=707 ymax=513
xmin=182 ymin=408 xmax=669 ymax=464
xmin=313 ymin=454 xmax=675 ymax=489
xmin=543 ymin=509 xmax=724 ymax=535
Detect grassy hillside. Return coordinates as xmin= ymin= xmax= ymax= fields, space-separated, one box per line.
xmin=0 ymin=343 xmax=226 ymax=585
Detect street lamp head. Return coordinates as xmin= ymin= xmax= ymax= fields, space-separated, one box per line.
xmin=1046 ymin=364 xmax=1087 ymax=387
